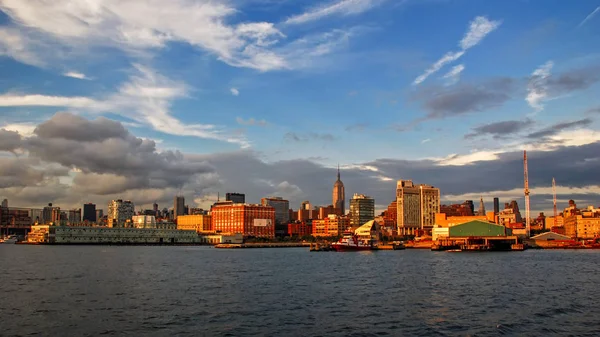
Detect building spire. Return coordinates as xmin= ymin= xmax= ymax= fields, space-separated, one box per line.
xmin=337 ymin=163 xmax=340 ymax=181
xmin=478 ymin=196 xmax=486 ymax=216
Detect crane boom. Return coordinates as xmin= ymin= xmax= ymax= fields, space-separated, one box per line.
xmin=552 ymin=178 xmax=557 ymax=227
xmin=524 ymin=150 xmax=530 ymax=237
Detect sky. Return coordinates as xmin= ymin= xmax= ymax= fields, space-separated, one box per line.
xmin=1 ymin=0 xmax=600 ymax=215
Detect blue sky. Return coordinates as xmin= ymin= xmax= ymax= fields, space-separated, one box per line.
xmin=1 ymin=0 xmax=600 ymax=212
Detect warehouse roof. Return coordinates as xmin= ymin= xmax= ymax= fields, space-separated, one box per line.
xmin=449 ymin=220 xmax=512 ymax=237
xmin=530 ymin=231 xmax=571 ymax=241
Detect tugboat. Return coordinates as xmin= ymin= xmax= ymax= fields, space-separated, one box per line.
xmin=331 ymin=232 xmax=375 ymax=251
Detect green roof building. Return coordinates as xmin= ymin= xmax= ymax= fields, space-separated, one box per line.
xmin=448 ymin=220 xmax=512 ymax=237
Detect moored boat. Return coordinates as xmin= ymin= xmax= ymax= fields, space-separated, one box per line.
xmin=331 ymin=232 xmax=375 ymax=251
xmin=0 ymin=235 xmax=18 ymax=244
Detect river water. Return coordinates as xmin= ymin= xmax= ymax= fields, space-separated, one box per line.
xmin=1 ymin=246 xmax=599 ymax=336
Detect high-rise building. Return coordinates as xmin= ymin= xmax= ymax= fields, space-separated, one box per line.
xmin=41 ymin=203 xmax=60 ymax=224
xmin=153 ymin=202 xmax=159 ymax=216
xmin=174 ymin=196 xmax=185 ymax=219
xmin=107 ymin=199 xmax=134 ymax=227
xmin=332 ymin=165 xmax=346 ymax=215
xmin=67 ymin=209 xmax=81 ymax=225
xmin=478 ymin=197 xmax=486 ymax=216
xmin=211 ymin=202 xmax=275 ymax=238
xmin=318 ymin=205 xmax=337 ymax=219
xmin=382 ymin=200 xmax=397 ymax=229
xmin=312 ymin=214 xmax=350 ymax=237
xmin=261 ymin=197 xmax=290 ymax=225
xmin=82 ymin=203 xmax=96 ymax=223
xmin=96 ymin=209 xmax=104 ymax=221
xmin=396 ymin=180 xmax=421 ymax=235
xmin=1 ymin=199 xmax=7 ymax=208
xmin=349 ymin=193 xmax=375 ymax=227
xmin=225 ymin=193 xmax=245 ymax=204
xmin=396 ymin=180 xmax=440 ymax=235
xmin=493 ymin=197 xmax=500 ymax=214
xmin=498 ymin=201 xmax=523 ymax=226
xmin=301 ymin=200 xmax=311 ymax=210
xmin=420 ymin=184 xmax=440 ymax=229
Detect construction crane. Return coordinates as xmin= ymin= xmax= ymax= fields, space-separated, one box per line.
xmin=552 ymin=177 xmax=557 ymax=227
xmin=524 ymin=150 xmax=530 ymax=238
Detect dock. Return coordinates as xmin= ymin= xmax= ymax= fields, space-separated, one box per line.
xmin=215 ymin=242 xmax=310 ymax=249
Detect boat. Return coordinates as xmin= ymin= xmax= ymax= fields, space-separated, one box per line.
xmin=447 ymin=249 xmax=462 ymax=252
xmin=331 ymin=232 xmax=375 ymax=251
xmin=0 ymin=235 xmax=18 ymax=244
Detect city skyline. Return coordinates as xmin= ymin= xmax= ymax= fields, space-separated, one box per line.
xmin=1 ymin=1 xmax=600 ymax=214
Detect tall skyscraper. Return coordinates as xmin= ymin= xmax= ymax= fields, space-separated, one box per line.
xmin=1 ymin=198 xmax=7 ymax=208
xmin=332 ymin=165 xmax=346 ymax=215
xmin=82 ymin=203 xmax=96 ymax=223
xmin=493 ymin=197 xmax=500 ymax=214
xmin=174 ymin=196 xmax=185 ymax=219
xmin=396 ymin=180 xmax=440 ymax=235
xmin=261 ymin=197 xmax=290 ymax=225
xmin=153 ymin=202 xmax=159 ymax=216
xmin=226 ymin=193 xmax=245 ymax=204
xmin=464 ymin=200 xmax=475 ymax=215
xmin=107 ymin=199 xmax=134 ymax=227
xmin=478 ymin=197 xmax=486 ymax=216
xmin=349 ymin=193 xmax=375 ymax=227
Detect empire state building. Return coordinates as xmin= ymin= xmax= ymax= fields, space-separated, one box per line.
xmin=332 ymin=165 xmax=345 ymax=215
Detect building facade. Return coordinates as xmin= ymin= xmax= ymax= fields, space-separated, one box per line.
xmin=349 ymin=193 xmax=375 ymax=227
xmin=82 ymin=203 xmax=96 ymax=223
xmin=287 ymin=222 xmax=312 ymax=237
xmin=396 ymin=180 xmax=440 ymax=235
xmin=211 ymin=202 xmax=275 ymax=238
xmin=177 ymin=214 xmax=213 ymax=232
xmin=440 ymin=202 xmax=474 ymax=216
xmin=174 ymin=196 xmax=185 ymax=219
xmin=498 ymin=201 xmax=523 ymax=226
xmin=312 ymin=215 xmax=350 ymax=237
xmin=332 ymin=166 xmax=346 ymax=215
xmin=225 ymin=193 xmax=245 ymax=204
xmin=261 ymin=197 xmax=290 ymax=225
xmin=564 ymin=206 xmax=600 ymax=239
xmin=107 ymin=199 xmax=134 ymax=227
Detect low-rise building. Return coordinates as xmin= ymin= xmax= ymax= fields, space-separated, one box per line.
xmin=199 ymin=233 xmax=243 ymax=244
xmin=27 ymin=225 xmax=199 ymax=244
xmin=211 ymin=202 xmax=275 ymax=238
xmin=177 ymin=214 xmax=212 ymax=232
xmin=287 ymin=222 xmax=312 ymax=237
xmin=564 ymin=213 xmax=600 ymax=239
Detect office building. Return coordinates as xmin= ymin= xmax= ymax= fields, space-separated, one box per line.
xmin=493 ymin=197 xmax=500 ymax=214
xmin=564 ymin=205 xmax=600 ymax=239
xmin=440 ymin=202 xmax=474 ymax=216
xmin=211 ymin=202 xmax=275 ymax=238
xmin=82 ymin=203 xmax=96 ymax=223
xmin=225 ymin=193 xmax=245 ymax=204
xmin=396 ymin=180 xmax=440 ymax=235
xmin=261 ymin=197 xmax=290 ymax=225
xmin=107 ymin=199 xmax=134 ymax=227
xmin=498 ymin=201 xmax=523 ymax=226
xmin=464 ymin=200 xmax=475 ymax=215
xmin=174 ymin=196 xmax=185 ymax=219
xmin=96 ymin=209 xmax=104 ymax=221
xmin=478 ymin=197 xmax=486 ymax=216
xmin=1 ymin=199 xmax=7 ymax=208
xmin=332 ymin=165 xmax=346 ymax=215
xmin=67 ymin=209 xmax=81 ymax=225
xmin=349 ymin=193 xmax=375 ymax=227
xmin=41 ymin=203 xmax=60 ymax=224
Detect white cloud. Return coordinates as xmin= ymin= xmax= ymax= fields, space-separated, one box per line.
xmin=236 ymin=117 xmax=267 ymax=126
xmin=63 ymin=71 xmax=89 ymax=80
xmin=435 ymin=150 xmax=501 ymax=166
xmin=342 ymin=164 xmax=379 ymax=172
xmin=413 ymin=16 xmax=501 ymax=85
xmin=285 ymin=0 xmax=385 ymax=25
xmin=230 ymin=88 xmax=239 ymax=96
xmin=459 ymin=16 xmax=502 ymax=50
xmin=578 ymin=6 xmax=600 ymax=28
xmin=0 ymin=27 xmax=45 ymax=67
xmin=442 ymin=64 xmax=465 ymax=85
xmin=1 ymin=122 xmax=37 ymax=137
xmin=0 ymin=0 xmax=356 ymax=72
xmin=0 ymin=65 xmax=250 ymax=148
xmin=421 ymin=138 xmax=431 ymax=144
xmin=0 ymin=94 xmax=98 ymax=108
xmin=526 ymin=60 xmax=553 ymax=112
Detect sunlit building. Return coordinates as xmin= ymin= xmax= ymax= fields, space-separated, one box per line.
xmin=396 ymin=180 xmax=440 ymax=235
xmin=312 ymin=214 xmax=350 ymax=237
xmin=211 ymin=201 xmax=275 ymax=238
xmin=332 ymin=166 xmax=346 ymax=215
xmin=349 ymin=193 xmax=375 ymax=227
xmin=107 ymin=199 xmax=134 ymax=227
xmin=177 ymin=214 xmax=213 ymax=232
xmin=261 ymin=197 xmax=290 ymax=225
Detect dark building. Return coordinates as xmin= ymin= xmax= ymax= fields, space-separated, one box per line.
xmin=493 ymin=197 xmax=500 ymax=214
xmin=349 ymin=193 xmax=375 ymax=227
xmin=464 ymin=200 xmax=475 ymax=215
xmin=82 ymin=203 xmax=96 ymax=223
xmin=226 ymin=193 xmax=245 ymax=204
xmin=174 ymin=196 xmax=185 ymax=219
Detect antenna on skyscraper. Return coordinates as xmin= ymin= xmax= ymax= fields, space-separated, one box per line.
xmin=524 ymin=150 xmax=530 ymax=238
xmin=552 ymin=177 xmax=557 ymax=227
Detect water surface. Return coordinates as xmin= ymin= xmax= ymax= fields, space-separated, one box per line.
xmin=1 ymin=246 xmax=599 ymax=336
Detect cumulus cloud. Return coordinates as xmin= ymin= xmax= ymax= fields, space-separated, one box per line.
xmin=413 ymin=16 xmax=501 ymax=85
xmin=230 ymin=88 xmax=239 ymax=96
xmin=0 ymin=129 xmax=23 ymax=153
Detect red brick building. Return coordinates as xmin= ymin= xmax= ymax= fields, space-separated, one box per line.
xmin=287 ymin=222 xmax=312 ymax=236
xmin=382 ymin=200 xmax=397 ymax=228
xmin=440 ymin=202 xmax=474 ymax=216
xmin=312 ymin=215 xmax=350 ymax=237
xmin=211 ymin=202 xmax=275 ymax=238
